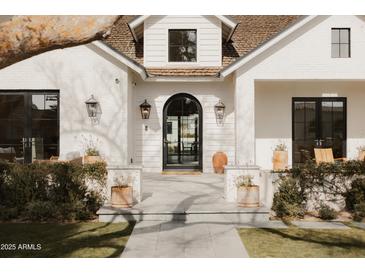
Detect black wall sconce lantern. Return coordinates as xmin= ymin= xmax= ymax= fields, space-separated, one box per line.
xmin=214 ymin=100 xmax=225 ymax=123
xmin=85 ymin=95 xmax=101 ymax=124
xmin=85 ymin=95 xmax=101 ymax=120
xmin=140 ymin=99 xmax=151 ymax=119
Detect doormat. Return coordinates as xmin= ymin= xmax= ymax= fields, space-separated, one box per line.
xmin=161 ymin=171 xmax=202 ymax=175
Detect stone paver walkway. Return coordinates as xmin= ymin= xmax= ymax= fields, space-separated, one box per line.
xmin=353 ymin=222 xmax=365 ymax=229
xmin=122 ymin=219 xmax=249 ymax=258
xmin=237 ymin=220 xmax=288 ymax=228
xmin=292 ymin=221 xmax=349 ymax=229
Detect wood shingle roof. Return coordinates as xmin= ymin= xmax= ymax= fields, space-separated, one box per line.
xmin=104 ymin=15 xmax=302 ymax=77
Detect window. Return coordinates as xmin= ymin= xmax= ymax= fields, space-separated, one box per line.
xmin=331 ymin=28 xmax=350 ymax=58
xmin=168 ymin=29 xmax=197 ymax=62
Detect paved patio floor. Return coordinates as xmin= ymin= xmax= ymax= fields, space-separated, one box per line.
xmin=139 ymin=172 xmax=226 ymax=213
xmin=107 ymin=173 xmax=269 ymax=218
xmin=120 ymin=173 xmax=251 ymax=257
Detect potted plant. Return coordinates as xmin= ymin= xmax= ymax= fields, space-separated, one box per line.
xmin=83 ymin=147 xmax=102 ymax=164
xmin=273 ymin=143 xmax=288 ymax=171
xmin=236 ymin=175 xmax=260 ymax=207
xmin=111 ymin=176 xmax=133 ymax=208
xmin=80 ymin=134 xmax=103 ymax=164
xmin=357 ymin=146 xmax=365 ymax=161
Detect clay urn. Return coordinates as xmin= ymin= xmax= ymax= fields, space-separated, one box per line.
xmin=212 ymin=151 xmax=228 ymax=174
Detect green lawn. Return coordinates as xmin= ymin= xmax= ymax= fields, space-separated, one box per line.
xmin=0 ymin=222 xmax=134 ymax=258
xmin=238 ymin=225 xmax=365 ymax=258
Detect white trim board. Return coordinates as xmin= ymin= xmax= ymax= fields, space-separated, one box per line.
xmin=220 ymin=15 xmax=318 ymax=77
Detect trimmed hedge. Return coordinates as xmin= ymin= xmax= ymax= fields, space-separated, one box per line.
xmin=0 ymin=160 xmax=107 ymax=221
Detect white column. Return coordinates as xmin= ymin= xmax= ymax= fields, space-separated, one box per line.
xmin=117 ymin=69 xmax=129 ymax=166
xmin=234 ymin=75 xmax=255 ymax=166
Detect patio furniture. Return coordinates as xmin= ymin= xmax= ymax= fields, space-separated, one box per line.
xmin=314 ymin=148 xmax=347 ymax=164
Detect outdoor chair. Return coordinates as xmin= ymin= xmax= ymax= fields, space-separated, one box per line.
xmin=314 ymin=148 xmax=347 ymax=164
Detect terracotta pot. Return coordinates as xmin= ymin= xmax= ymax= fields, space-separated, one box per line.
xmin=358 ymin=151 xmax=365 ymax=161
xmin=273 ymin=150 xmax=288 ymax=171
xmin=111 ymin=186 xmax=133 ymax=208
xmin=83 ymin=155 xmax=103 ymax=164
xmin=212 ymin=151 xmax=228 ymax=174
xmin=237 ymin=185 xmax=260 ymax=208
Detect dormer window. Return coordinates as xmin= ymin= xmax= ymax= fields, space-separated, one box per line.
xmin=168 ymin=29 xmax=197 ymax=62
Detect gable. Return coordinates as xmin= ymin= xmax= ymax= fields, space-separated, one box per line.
xmin=143 ymin=15 xmax=222 ymax=68
xmin=103 ymin=15 xmax=302 ymax=78
xmin=233 ymin=15 xmax=365 ymax=79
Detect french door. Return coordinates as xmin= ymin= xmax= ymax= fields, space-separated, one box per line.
xmin=0 ymin=90 xmax=59 ymax=163
xmin=292 ymin=97 xmax=346 ymax=165
xmin=163 ymin=93 xmax=202 ymax=170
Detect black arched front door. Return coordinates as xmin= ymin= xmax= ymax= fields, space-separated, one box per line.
xmin=163 ymin=93 xmax=202 ymax=170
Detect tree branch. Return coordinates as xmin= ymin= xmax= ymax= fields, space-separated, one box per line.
xmin=0 ymin=15 xmax=120 ymax=69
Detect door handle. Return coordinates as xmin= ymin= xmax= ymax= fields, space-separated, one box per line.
xmin=315 ymin=139 xmax=324 ymax=147
xmin=21 ymin=137 xmax=31 ymax=148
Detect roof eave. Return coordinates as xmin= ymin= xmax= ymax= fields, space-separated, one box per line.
xmin=128 ymin=15 xmax=150 ymax=42
xmin=91 ymin=40 xmax=148 ymax=80
xmin=220 ymin=15 xmax=318 ymax=78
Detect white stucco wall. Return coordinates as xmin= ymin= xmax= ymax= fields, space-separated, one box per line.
xmin=234 ymin=15 xmax=365 ymax=169
xmin=255 ymin=80 xmax=365 ymax=169
xmin=132 ymin=77 xmax=235 ymax=172
xmin=144 ymin=15 xmax=222 ymax=67
xmin=0 ymin=44 xmax=132 ymax=164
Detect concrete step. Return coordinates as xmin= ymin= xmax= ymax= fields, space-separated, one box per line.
xmin=97 ymin=205 xmax=270 ymax=223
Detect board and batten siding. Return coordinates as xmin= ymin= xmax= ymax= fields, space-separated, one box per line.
xmin=132 ymin=78 xmax=235 ymax=172
xmin=144 ymin=16 xmax=222 ymax=67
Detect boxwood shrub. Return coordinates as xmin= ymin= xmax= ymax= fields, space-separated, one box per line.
xmin=0 ymin=160 xmax=107 ymax=222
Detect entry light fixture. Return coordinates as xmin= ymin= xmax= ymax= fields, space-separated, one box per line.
xmin=85 ymin=94 xmax=100 ymax=118
xmin=140 ymin=99 xmax=151 ymax=119
xmin=214 ymin=100 xmax=225 ymax=123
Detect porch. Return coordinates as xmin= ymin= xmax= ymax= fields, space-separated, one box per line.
xmin=242 ymin=80 xmax=365 ymax=170
xmin=97 ymin=172 xmax=270 ymax=223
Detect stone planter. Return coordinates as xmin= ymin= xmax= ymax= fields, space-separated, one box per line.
xmin=237 ymin=185 xmax=260 ymax=207
xmin=83 ymin=155 xmax=103 ymax=164
xmin=273 ymin=150 xmax=288 ymax=171
xmin=111 ymin=186 xmax=133 ymax=208
xmin=358 ymin=150 xmax=365 ymax=161
xmin=212 ymin=151 xmax=228 ymax=174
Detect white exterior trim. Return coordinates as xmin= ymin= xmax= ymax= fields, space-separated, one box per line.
xmin=91 ymin=40 xmax=148 ymax=80
xmin=220 ymin=15 xmax=316 ymax=78
xmin=145 ymin=76 xmax=224 ymax=82
xmin=92 ymin=40 xmax=222 ymax=82
xmin=215 ymin=15 xmax=237 ymax=41
xmin=129 ymin=15 xmax=237 ymax=43
xmin=128 ymin=15 xmax=150 ymax=42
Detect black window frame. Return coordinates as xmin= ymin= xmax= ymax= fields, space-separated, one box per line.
xmin=331 ymin=28 xmax=351 ymax=58
xmin=0 ymin=90 xmax=60 ymax=163
xmin=292 ymin=97 xmax=347 ymax=165
xmin=168 ymin=29 xmax=197 ymax=63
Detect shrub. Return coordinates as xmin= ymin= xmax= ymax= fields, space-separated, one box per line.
xmin=318 ymin=204 xmax=337 ymax=220
xmin=0 ymin=160 xmax=107 ymax=222
xmin=26 ymin=201 xmax=59 ymax=221
xmin=272 ymin=176 xmax=305 ymax=218
xmin=345 ymin=177 xmax=365 ymax=211
xmin=280 ymin=159 xmax=365 ymax=217
xmin=0 ymin=206 xmax=18 ymax=221
xmin=353 ymin=202 xmax=365 ymax=222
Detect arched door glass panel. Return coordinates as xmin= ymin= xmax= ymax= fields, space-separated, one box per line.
xmin=163 ymin=94 xmax=202 ymax=170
